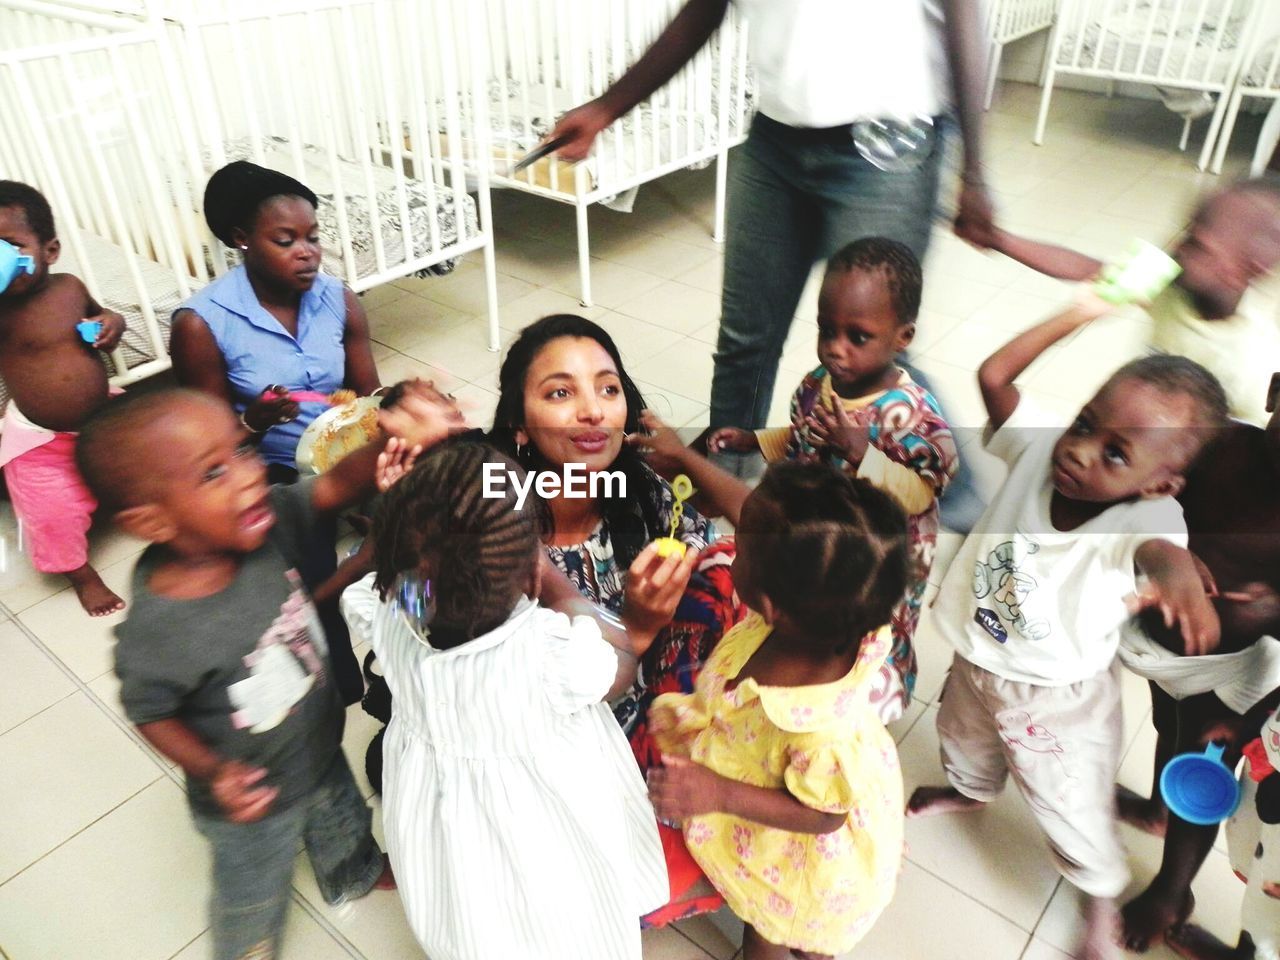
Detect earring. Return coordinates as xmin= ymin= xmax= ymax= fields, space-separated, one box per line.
xmin=239 ymin=245 xmax=247 ymax=251
xmin=515 ymin=441 xmax=525 ymax=459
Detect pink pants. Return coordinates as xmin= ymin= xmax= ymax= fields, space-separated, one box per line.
xmin=3 ymin=433 xmax=96 ymax=574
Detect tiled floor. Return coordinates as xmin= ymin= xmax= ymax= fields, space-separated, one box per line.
xmin=0 ymin=82 xmax=1274 ymax=959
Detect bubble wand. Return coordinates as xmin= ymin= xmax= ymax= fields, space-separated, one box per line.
xmin=652 ymin=474 xmax=694 ymax=558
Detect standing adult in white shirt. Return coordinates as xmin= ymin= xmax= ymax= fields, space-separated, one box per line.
xmin=550 ymin=0 xmax=996 ymax=511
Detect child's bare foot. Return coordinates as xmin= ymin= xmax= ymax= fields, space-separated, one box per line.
xmin=1122 ymin=884 xmax=1194 ymax=952
xmin=906 ymin=786 xmax=985 ymax=818
xmin=1167 ymin=924 xmax=1251 ymax=960
xmin=1116 ymin=784 xmax=1168 ymax=837
xmin=373 ymin=855 xmax=396 ymax=891
xmin=66 ymin=564 xmax=125 ymax=617
xmin=1080 ymin=896 xmax=1122 ymax=960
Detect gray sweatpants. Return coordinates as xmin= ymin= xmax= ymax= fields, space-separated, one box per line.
xmin=937 ymin=654 xmax=1130 ymax=898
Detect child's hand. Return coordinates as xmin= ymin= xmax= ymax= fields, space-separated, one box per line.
xmin=1128 ymin=571 xmax=1221 ymax=656
xmin=806 ymin=400 xmax=869 ymax=464
xmin=378 ymin=379 xmax=467 ymax=449
xmin=706 ymin=426 xmax=759 ymax=454
xmin=954 ymin=182 xmax=998 ymax=250
xmin=376 ymin=437 xmax=423 ymax=492
xmin=1070 ymin=285 xmax=1116 ymax=322
xmin=648 ymin=755 xmax=727 ymax=821
xmin=622 ymin=541 xmax=700 ymax=645
xmin=244 ymin=385 xmax=300 ymax=432
xmin=92 ymin=309 xmax=126 ymax=352
xmin=627 ymin=409 xmax=689 ymax=476
xmin=210 ymin=760 xmax=279 ymax=823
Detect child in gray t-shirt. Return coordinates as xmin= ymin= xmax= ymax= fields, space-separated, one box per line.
xmin=76 ymin=384 xmax=464 ymax=960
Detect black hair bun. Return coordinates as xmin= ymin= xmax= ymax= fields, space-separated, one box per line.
xmin=203 ymin=160 xmax=319 ymax=247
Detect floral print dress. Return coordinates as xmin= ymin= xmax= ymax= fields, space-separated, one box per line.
xmin=542 ymin=468 xmax=744 ymax=772
xmin=649 ymin=614 xmax=905 ymax=955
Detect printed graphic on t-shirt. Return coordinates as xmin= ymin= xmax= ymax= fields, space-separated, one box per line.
xmin=227 ymin=570 xmax=328 ymax=733
xmin=973 ymin=537 xmax=1051 ymax=642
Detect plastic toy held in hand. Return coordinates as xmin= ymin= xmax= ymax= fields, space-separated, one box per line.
xmin=76 ymin=320 xmax=102 ymax=344
xmin=652 ymin=475 xmax=694 ymax=558
xmin=0 ymin=239 xmax=36 ymax=294
xmin=1160 ymin=741 xmax=1241 ymax=825
xmin=1094 ymin=240 xmax=1182 ymax=305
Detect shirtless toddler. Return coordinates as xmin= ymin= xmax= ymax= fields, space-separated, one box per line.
xmin=0 ymin=181 xmax=126 ymax=615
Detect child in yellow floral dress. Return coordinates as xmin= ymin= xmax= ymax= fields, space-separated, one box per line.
xmin=646 ymin=462 xmax=910 ymax=959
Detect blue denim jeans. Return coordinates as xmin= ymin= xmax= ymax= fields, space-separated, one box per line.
xmin=193 ymin=753 xmax=383 ymax=960
xmin=708 ymin=113 xmax=987 ymax=531
xmin=709 ymin=112 xmax=943 ymax=433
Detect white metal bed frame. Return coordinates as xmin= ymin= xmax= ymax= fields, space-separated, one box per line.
xmin=1209 ymin=7 xmax=1280 ymax=175
xmin=475 ymin=0 xmax=752 ymax=308
xmin=0 ymin=0 xmax=503 ymax=406
xmin=1035 ymin=0 xmax=1258 ymax=171
xmin=985 ymin=0 xmax=1062 ymax=109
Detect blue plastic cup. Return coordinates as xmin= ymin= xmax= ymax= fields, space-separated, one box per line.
xmin=76 ymin=320 xmax=102 ymax=344
xmin=1159 ymin=742 xmax=1241 ymax=825
xmin=0 ymin=239 xmax=35 ymax=295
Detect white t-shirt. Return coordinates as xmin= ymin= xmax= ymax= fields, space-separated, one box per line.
xmin=931 ymin=399 xmax=1188 ymax=686
xmin=733 ymin=0 xmax=941 ymax=128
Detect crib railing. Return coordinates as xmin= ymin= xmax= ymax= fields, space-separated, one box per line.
xmin=0 ymin=23 xmax=207 ymax=386
xmin=1037 ymin=0 xmax=1257 ymax=169
xmin=986 ymin=0 xmax=1062 ymax=108
xmin=468 ymin=0 xmax=752 ymax=307
xmin=1209 ymin=3 xmax=1280 ymax=173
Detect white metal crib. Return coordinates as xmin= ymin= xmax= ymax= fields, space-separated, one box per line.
xmin=1209 ymin=3 xmax=1280 ymax=175
xmin=0 ymin=0 xmax=502 ymax=409
xmin=985 ymin=0 xmax=1062 ymax=109
xmin=0 ymin=6 xmax=208 ymax=390
xmin=1036 ymin=0 xmax=1258 ymax=171
xmin=469 ymin=0 xmax=754 ymax=308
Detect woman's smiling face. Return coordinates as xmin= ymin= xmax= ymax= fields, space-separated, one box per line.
xmin=518 ymin=335 xmax=629 ymax=473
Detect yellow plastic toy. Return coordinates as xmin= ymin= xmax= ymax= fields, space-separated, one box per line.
xmin=652 ymin=475 xmax=694 ymax=558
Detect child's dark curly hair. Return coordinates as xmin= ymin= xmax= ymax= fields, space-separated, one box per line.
xmin=827 ymin=236 xmax=923 ymax=325
xmin=750 ymin=462 xmax=909 ymax=648
xmin=371 ymin=441 xmax=548 ymax=646
xmin=0 ymin=180 xmax=56 ymax=244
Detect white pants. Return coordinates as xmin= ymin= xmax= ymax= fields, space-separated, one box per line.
xmin=937 ymin=655 xmax=1129 ymax=898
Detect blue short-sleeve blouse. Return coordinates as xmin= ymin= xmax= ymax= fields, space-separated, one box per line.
xmin=176 ymin=265 xmax=348 ymax=467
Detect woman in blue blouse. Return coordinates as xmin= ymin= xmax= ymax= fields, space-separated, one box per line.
xmin=172 ymin=161 xmax=382 ymax=484
xmin=171 ymin=161 xmax=382 ymax=704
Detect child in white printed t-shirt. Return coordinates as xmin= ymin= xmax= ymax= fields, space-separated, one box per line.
xmin=908 ymin=293 xmax=1225 ymax=960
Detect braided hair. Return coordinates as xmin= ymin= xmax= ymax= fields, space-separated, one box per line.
xmin=826 ymin=236 xmax=923 ymax=325
xmin=487 ymin=314 xmax=665 ymax=567
xmin=751 ymin=462 xmax=909 ymax=648
xmin=371 ymin=441 xmax=547 ymax=647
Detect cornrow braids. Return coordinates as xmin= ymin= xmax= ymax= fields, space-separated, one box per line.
xmin=753 ymin=462 xmax=909 ymax=648
xmin=371 ymin=441 xmax=546 ymax=646
xmin=826 ymin=237 xmax=923 ymax=325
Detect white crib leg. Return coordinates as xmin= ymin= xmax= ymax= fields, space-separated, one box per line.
xmin=1179 ymin=118 xmax=1192 ymax=153
xmin=984 ymin=40 xmax=1004 ymax=111
xmin=1034 ymin=65 xmax=1057 ymax=145
xmin=713 ymin=148 xmax=729 ymax=244
xmin=1105 ymin=79 xmax=1116 ymax=99
xmin=482 ymin=234 xmax=501 ymax=352
xmin=1249 ymin=99 xmax=1280 ymax=177
xmin=1212 ymin=87 xmax=1247 ymax=176
xmin=575 ymin=199 xmax=593 ymax=308
xmin=1199 ymin=91 xmax=1232 ymax=173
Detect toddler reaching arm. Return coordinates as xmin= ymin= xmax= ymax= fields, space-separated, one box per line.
xmin=988 ymin=228 xmax=1104 ymax=282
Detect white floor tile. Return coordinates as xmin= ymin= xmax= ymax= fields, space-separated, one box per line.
xmin=615 ymin=280 xmax=723 ymax=338
xmin=549 ymin=259 xmax=667 ymax=311
xmin=15 ymin=554 xmax=135 ymax=683
xmin=0 ymin=692 xmax=162 ymax=882
xmin=170 ymin=905 xmax=357 ymax=960
xmin=847 ymin=860 xmax=1031 ymax=960
xmin=631 ymin=340 xmax=716 ymax=399
xmin=896 ymin=705 xmax=1065 ymax=933
xmin=590 ymin=310 xmax=692 ymax=368
xmin=672 ymin=913 xmax=738 ymax=960
xmin=0 ymin=619 xmax=75 ymax=735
